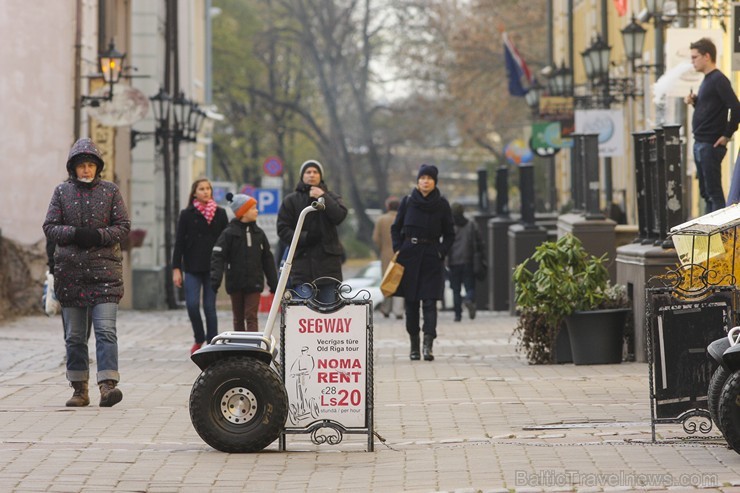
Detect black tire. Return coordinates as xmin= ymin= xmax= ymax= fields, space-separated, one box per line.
xmin=189 ymin=356 xmax=288 ymax=453
xmin=718 ymin=370 xmax=740 ymax=452
xmin=708 ymin=366 xmax=730 ymax=434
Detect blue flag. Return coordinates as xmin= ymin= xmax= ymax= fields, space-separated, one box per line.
xmin=503 ymin=32 xmax=533 ymax=97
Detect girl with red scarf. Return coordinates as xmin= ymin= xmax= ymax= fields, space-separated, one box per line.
xmin=172 ymin=179 xmax=228 ymax=354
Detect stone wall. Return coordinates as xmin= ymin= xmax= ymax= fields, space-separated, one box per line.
xmin=0 ymin=234 xmax=46 ymax=321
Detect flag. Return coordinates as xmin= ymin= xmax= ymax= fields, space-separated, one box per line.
xmin=503 ymin=31 xmax=533 ymax=97
xmin=613 ymin=0 xmax=627 ymax=16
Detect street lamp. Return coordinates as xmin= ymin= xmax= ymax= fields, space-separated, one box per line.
xmin=620 ymin=17 xmax=647 ymax=66
xmin=644 ymin=0 xmax=666 ymax=17
xmin=525 ymin=78 xmax=544 ymax=115
xmin=586 ymin=36 xmax=611 ymax=85
xmin=81 ymin=39 xmax=126 ymax=107
xmin=99 ymin=39 xmax=125 ymax=86
xmin=548 ymin=62 xmax=573 ymax=97
xmin=149 ymin=86 xmax=172 ymax=126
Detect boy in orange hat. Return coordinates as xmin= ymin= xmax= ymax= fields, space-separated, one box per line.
xmin=211 ymin=193 xmax=278 ymax=331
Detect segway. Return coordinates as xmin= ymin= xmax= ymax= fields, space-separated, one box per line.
xmin=709 ymin=327 xmax=740 ymax=451
xmin=188 ymin=198 xmax=325 ymax=453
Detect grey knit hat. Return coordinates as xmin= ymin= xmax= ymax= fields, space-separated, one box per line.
xmin=299 ymin=160 xmax=324 ymax=181
xmin=226 ymin=192 xmax=257 ymax=219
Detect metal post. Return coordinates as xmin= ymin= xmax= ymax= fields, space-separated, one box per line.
xmin=633 ymin=131 xmax=653 ymax=242
xmin=519 ymin=164 xmax=536 ymax=227
xmin=572 ymin=134 xmax=584 ymax=212
xmin=662 ymin=124 xmax=683 ymax=243
xmin=477 ymin=168 xmax=490 ymax=213
xmin=583 ymin=133 xmax=604 ymax=219
xmin=653 ymin=127 xmax=668 ymax=245
xmin=643 ymin=131 xmax=659 ymax=244
xmin=495 ymin=166 xmax=509 ymax=217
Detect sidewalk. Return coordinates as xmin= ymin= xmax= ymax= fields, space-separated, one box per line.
xmin=0 ymin=306 xmax=739 ymax=492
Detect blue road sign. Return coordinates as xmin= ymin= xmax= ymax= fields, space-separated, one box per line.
xmin=256 ymin=188 xmax=280 ymax=214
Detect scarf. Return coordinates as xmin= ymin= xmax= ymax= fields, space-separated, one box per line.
xmin=193 ymin=199 xmax=217 ymax=225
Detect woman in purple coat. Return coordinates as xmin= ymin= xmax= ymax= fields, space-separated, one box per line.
xmin=43 ymin=138 xmax=130 ymax=408
xmin=391 ymin=164 xmax=455 ymax=361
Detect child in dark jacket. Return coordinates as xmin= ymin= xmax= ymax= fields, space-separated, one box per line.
xmin=211 ymin=193 xmax=278 ymax=332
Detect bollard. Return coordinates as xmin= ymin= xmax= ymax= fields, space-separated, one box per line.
xmin=633 ymin=131 xmax=653 ymax=242
xmin=643 ymin=132 xmax=659 ymax=245
xmin=572 ymin=135 xmax=585 ymax=212
xmin=477 ymin=168 xmax=490 ymax=213
xmin=495 ymin=166 xmax=509 ymax=217
xmin=581 ymin=133 xmax=603 ymax=220
xmin=662 ymin=124 xmax=684 ymax=243
xmin=519 ymin=163 xmax=536 ymax=227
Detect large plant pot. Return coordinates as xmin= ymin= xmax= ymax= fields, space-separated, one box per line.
xmin=565 ymin=308 xmax=630 ymax=365
xmin=553 ymin=324 xmax=572 ymax=364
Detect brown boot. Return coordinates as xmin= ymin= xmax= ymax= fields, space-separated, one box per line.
xmin=66 ymin=381 xmax=90 ymax=407
xmin=99 ymin=380 xmax=123 ymax=407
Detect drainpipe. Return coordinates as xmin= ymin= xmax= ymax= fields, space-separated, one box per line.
xmin=73 ymin=0 xmax=83 ymax=140
xmin=205 ymin=0 xmax=213 ymax=179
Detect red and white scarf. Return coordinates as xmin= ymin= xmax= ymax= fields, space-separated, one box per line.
xmin=193 ymin=199 xmax=217 ymax=225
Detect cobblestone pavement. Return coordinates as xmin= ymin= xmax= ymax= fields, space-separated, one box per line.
xmin=1 ymin=307 xmax=740 ymax=492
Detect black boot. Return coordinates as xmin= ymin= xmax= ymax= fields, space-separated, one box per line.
xmin=423 ymin=335 xmax=434 ymax=361
xmin=409 ymin=334 xmax=420 ymax=360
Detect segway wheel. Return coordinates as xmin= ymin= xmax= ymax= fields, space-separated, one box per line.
xmin=718 ymin=370 xmax=740 ymax=452
xmin=189 ymin=356 xmax=288 ymax=453
xmin=708 ymin=366 xmax=730 ymax=434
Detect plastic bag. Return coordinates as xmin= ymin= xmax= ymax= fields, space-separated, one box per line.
xmin=42 ymin=271 xmax=61 ymax=317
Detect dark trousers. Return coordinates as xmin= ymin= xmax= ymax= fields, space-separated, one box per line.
xmin=229 ymin=291 xmax=261 ymax=332
xmin=448 ymin=263 xmax=475 ymax=319
xmin=404 ymin=299 xmax=437 ymax=339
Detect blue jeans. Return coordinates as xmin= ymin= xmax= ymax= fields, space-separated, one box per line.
xmin=693 ymin=141 xmax=727 ymax=212
xmin=63 ymin=303 xmax=119 ymax=383
xmin=448 ymin=263 xmax=475 ymax=319
xmin=184 ymin=271 xmax=218 ymax=344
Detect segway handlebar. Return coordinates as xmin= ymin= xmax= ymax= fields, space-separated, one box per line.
xmin=262 ymin=197 xmax=325 ymax=342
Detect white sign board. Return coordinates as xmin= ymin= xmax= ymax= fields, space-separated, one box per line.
xmin=574 ymin=109 xmax=625 ymax=157
xmin=283 ymin=304 xmax=368 ymax=428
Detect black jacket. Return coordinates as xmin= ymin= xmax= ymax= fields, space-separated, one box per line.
xmin=172 ymin=205 xmax=228 ymax=273
xmin=210 ymin=219 xmax=278 ymax=294
xmin=390 ymin=188 xmax=455 ymax=301
xmin=276 ymin=181 xmax=347 ymax=285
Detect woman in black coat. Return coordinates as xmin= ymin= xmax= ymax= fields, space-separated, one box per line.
xmin=172 ymin=178 xmax=228 ymax=354
xmin=391 ymin=164 xmax=455 ymax=361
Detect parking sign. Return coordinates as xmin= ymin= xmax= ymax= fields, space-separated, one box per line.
xmin=256 ymin=188 xmax=280 ymax=214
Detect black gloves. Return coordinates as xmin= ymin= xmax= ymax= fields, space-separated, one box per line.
xmin=211 ymin=282 xmax=220 ymax=294
xmin=74 ymin=228 xmax=101 ymax=248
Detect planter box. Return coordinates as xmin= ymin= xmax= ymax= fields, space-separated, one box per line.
xmin=565 ymin=308 xmax=630 ymax=365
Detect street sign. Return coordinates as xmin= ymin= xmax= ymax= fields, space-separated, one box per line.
xmin=256 ymin=187 xmax=282 ymax=249
xmin=256 ymin=188 xmax=280 ymax=214
xmin=263 ymin=156 xmax=284 ymax=177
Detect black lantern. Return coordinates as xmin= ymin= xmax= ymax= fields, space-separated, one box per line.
xmin=525 ymin=78 xmax=544 ymax=112
xmin=644 ymin=0 xmax=666 ymax=17
xmin=172 ymin=91 xmax=191 ymax=137
xmin=621 ymin=17 xmax=647 ymax=62
xmin=549 ymin=62 xmax=573 ymax=97
xmin=587 ymin=35 xmax=611 ymax=83
xmin=99 ymin=39 xmax=125 ymax=85
xmin=80 ymin=39 xmax=126 ymax=107
xmin=581 ymin=45 xmax=595 ymax=81
xmin=186 ymin=103 xmax=207 ymax=142
xmin=149 ymin=87 xmax=171 ymax=124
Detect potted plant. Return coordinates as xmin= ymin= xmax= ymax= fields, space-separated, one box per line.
xmin=512 ymin=234 xmax=631 ymax=365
